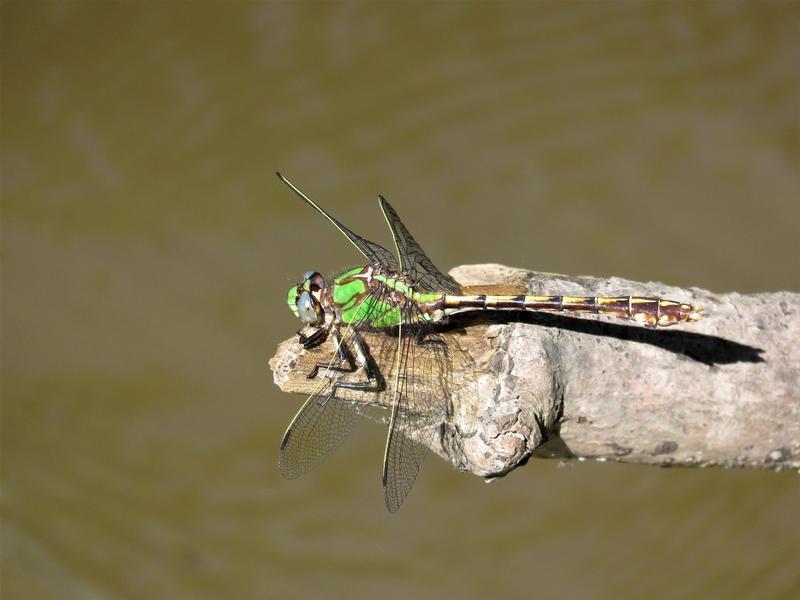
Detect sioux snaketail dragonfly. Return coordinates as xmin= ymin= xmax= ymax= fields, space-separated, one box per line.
xmin=276 ymin=173 xmax=703 ymax=512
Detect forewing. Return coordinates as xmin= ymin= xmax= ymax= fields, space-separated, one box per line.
xmin=382 ymin=305 xmax=452 ymax=513
xmin=279 ymin=288 xmax=392 ymax=479
xmin=378 ymin=195 xmax=461 ymax=294
xmin=276 ymin=172 xmax=399 ymax=270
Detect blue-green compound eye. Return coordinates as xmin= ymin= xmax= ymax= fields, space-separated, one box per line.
xmin=297 ymin=291 xmax=318 ymax=324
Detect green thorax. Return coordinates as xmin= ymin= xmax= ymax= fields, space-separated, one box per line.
xmin=331 ymin=267 xmax=440 ymax=328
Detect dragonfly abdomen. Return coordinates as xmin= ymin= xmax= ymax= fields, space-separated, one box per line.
xmin=440 ymin=294 xmax=702 ymax=328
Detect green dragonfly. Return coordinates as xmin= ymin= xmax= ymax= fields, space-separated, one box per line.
xmin=276 ymin=172 xmax=703 ymax=512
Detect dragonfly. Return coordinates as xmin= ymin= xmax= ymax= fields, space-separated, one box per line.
xmin=276 ymin=172 xmax=703 ymax=512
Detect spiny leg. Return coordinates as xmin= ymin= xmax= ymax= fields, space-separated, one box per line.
xmin=298 ymin=327 xmax=327 ymax=349
xmin=414 ymin=325 xmax=447 ymax=349
xmin=307 ymin=327 xmax=384 ymax=393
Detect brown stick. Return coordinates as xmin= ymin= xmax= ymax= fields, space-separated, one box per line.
xmin=269 ymin=264 xmax=800 ymax=478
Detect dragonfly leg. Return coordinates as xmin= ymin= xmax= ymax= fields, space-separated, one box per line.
xmin=306 ymin=328 xmax=353 ymax=379
xmin=298 ymin=327 xmax=327 ymax=349
xmin=414 ymin=327 xmax=447 ymax=349
xmin=307 ymin=328 xmax=383 ymax=392
xmin=336 ymin=332 xmax=382 ymax=391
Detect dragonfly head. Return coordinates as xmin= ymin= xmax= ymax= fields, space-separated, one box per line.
xmin=287 ymin=271 xmax=327 ymax=326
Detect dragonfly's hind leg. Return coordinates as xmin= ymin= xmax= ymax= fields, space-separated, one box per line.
xmin=413 ymin=326 xmax=448 ymax=351
xmin=415 ymin=328 xmax=443 ymax=344
xmin=307 ymin=328 xmax=384 ymax=392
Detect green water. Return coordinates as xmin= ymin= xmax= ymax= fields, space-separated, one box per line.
xmin=3 ymin=2 xmax=799 ymax=598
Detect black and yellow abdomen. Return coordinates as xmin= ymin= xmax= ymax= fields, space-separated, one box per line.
xmin=438 ymin=293 xmax=702 ymax=328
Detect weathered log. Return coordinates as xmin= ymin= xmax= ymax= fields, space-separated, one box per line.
xmin=269 ymin=264 xmax=800 ymax=478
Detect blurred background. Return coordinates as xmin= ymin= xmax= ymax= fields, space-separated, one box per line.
xmin=3 ymin=2 xmax=799 ymax=598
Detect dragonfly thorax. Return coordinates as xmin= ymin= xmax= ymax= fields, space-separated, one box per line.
xmin=328 ymin=264 xmax=443 ymax=329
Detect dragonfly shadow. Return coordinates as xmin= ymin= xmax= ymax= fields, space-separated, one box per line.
xmin=444 ymin=311 xmax=764 ymax=367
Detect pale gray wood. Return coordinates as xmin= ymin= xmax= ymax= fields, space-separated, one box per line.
xmin=269 ymin=264 xmax=800 ymax=478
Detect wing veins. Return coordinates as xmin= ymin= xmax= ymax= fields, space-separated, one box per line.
xmin=279 ymin=287 xmax=391 ymax=479
xmin=276 ymin=172 xmax=398 ymax=269
xmin=378 ymin=195 xmax=461 ymax=294
xmin=381 ymin=304 xmax=449 ymax=512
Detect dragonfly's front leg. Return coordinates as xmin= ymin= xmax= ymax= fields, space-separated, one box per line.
xmin=298 ymin=327 xmax=327 ymax=349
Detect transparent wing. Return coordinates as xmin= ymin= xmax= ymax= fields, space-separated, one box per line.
xmin=278 ymin=379 xmax=361 ymax=479
xmin=276 ymin=172 xmax=399 ymax=270
xmin=382 ymin=305 xmax=453 ymax=513
xmin=279 ymin=288 xmax=392 ymax=479
xmin=378 ymin=195 xmax=461 ymax=294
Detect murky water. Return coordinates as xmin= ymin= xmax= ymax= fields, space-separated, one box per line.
xmin=3 ymin=2 xmax=799 ymax=598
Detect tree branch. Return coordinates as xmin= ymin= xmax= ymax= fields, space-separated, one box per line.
xmin=269 ymin=264 xmax=800 ymax=478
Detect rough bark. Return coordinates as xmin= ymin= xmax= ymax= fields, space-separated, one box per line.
xmin=270 ymin=264 xmax=800 ymax=478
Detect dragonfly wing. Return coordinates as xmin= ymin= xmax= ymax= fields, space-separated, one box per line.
xmin=279 ymin=287 xmax=392 ymax=479
xmin=276 ymin=172 xmax=399 ymax=270
xmin=382 ymin=305 xmax=451 ymax=512
xmin=378 ymin=195 xmax=461 ymax=294
xmin=279 ymin=383 xmax=361 ymax=479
